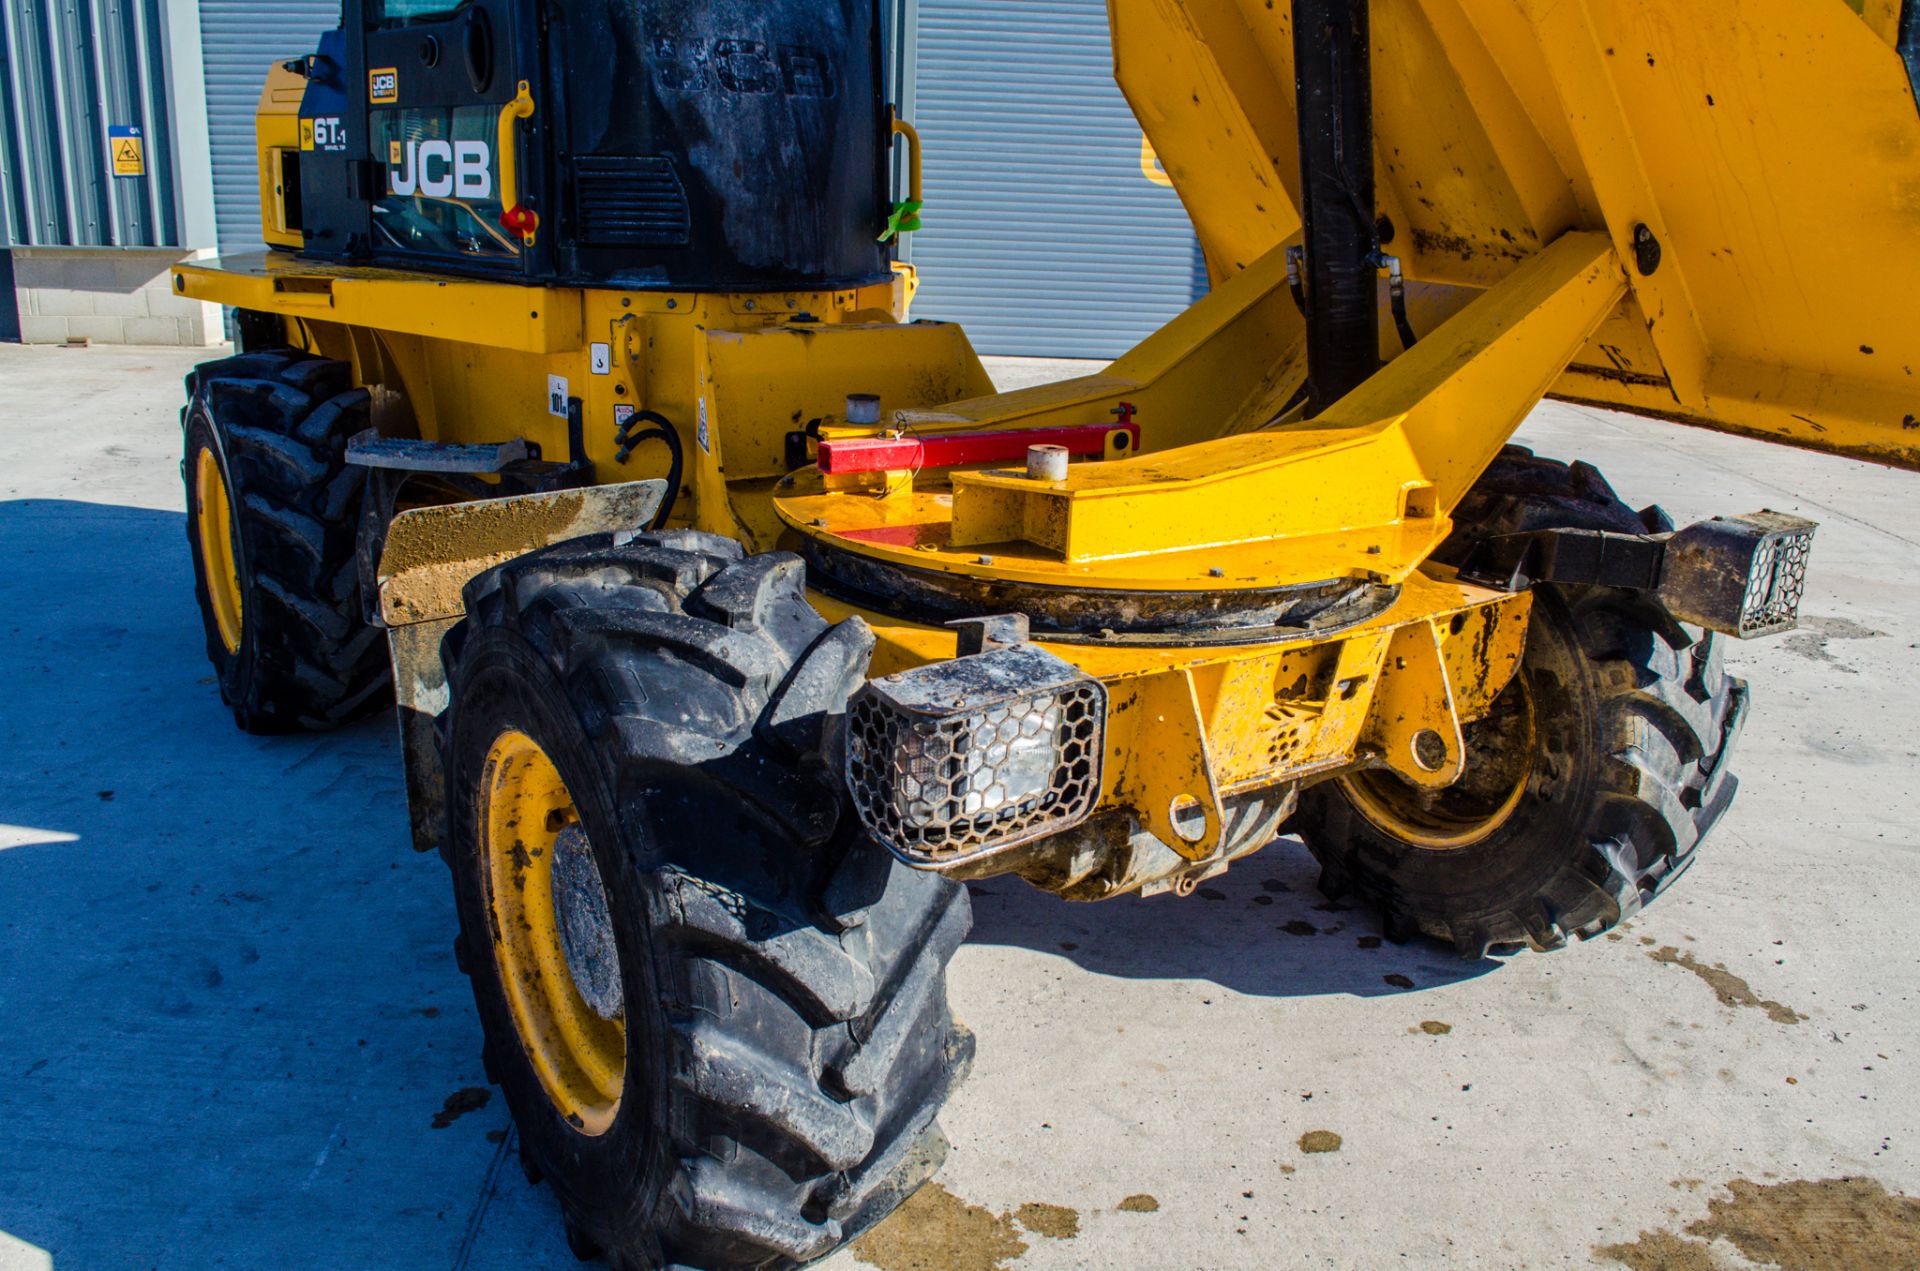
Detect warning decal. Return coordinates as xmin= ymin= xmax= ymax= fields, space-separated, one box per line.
xmin=108 ymin=125 xmax=144 ymax=178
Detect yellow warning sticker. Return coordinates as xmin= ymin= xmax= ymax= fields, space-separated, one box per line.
xmin=109 ymin=125 xmax=144 ymax=178
xmin=300 ymin=118 xmax=316 ymax=152
xmin=370 ymin=67 xmax=399 ymax=104
xmin=389 ymin=139 xmax=403 ymax=165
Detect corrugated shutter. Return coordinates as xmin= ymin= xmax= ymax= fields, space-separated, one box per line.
xmin=0 ymin=0 xmax=182 ymax=247
xmin=198 ymin=0 xmax=338 ymax=256
xmin=907 ymin=0 xmax=1202 ymax=359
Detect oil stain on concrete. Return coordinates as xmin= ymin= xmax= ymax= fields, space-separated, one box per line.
xmin=1781 ymin=615 xmax=1885 ymax=673
xmin=429 ymin=1086 xmax=490 ymax=1129
xmin=1597 ymin=1177 xmax=1920 ymax=1270
xmin=850 ymin=1183 xmax=1086 ymax=1271
xmin=1648 ymin=946 xmax=1805 ymax=1024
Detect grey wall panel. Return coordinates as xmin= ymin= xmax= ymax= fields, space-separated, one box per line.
xmin=0 ymin=0 xmax=183 ymax=247
xmin=198 ymin=0 xmax=335 ymax=256
xmin=907 ymin=0 xmax=1200 ymax=359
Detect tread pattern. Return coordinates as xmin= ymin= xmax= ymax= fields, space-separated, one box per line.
xmin=443 ymin=531 xmax=972 ymax=1270
xmin=1299 ymin=448 xmax=1749 ymax=957
xmin=183 ymin=349 xmax=390 ymax=732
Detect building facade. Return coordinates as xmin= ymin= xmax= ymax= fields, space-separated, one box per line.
xmin=1 ymin=0 xmax=1202 ymax=357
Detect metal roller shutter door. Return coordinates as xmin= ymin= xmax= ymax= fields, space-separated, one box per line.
xmin=198 ymin=0 xmax=339 ymax=256
xmin=908 ymin=0 xmax=1203 ymax=359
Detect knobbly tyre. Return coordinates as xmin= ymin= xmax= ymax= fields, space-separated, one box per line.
xmin=171 ymin=0 xmax=1920 ymax=1264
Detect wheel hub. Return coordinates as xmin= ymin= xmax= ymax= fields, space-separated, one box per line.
xmin=479 ymin=729 xmax=626 ymax=1135
xmin=193 ymin=446 xmax=244 ymax=654
xmin=552 ymin=822 xmax=623 ymax=1020
xmin=1340 ymin=672 xmax=1537 ymax=851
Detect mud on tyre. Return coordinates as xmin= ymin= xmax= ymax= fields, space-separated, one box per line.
xmin=182 ymin=349 xmax=390 ymax=733
xmin=439 ymin=530 xmax=973 ymax=1269
xmin=1293 ymin=448 xmax=1749 ymax=957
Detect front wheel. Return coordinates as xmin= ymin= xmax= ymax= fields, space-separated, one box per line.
xmin=440 ymin=530 xmax=972 ymax=1269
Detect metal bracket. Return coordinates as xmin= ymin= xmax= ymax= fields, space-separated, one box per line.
xmin=1360 ymin=619 xmax=1466 ymax=788
xmin=1101 ymin=669 xmax=1226 ymax=862
xmin=946 ymin=613 xmax=1030 ymax=656
xmin=1458 ymin=512 xmax=1817 ymax=638
xmin=346 ymin=430 xmax=535 ymax=474
xmin=1459 ymin=526 xmax=1666 ymax=593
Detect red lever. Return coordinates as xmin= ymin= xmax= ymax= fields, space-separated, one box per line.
xmin=499 ymin=204 xmax=540 ymax=239
xmin=816 ymin=421 xmax=1140 ymax=475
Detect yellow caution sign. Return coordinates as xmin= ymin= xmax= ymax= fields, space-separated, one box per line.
xmin=300 ymin=118 xmax=316 ymax=152
xmin=109 ymin=125 xmax=144 ymax=178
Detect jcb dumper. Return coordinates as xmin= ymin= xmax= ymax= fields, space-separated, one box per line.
xmin=168 ymin=0 xmax=1910 ymax=1263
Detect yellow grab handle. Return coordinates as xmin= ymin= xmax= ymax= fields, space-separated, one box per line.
xmin=878 ymin=115 xmax=923 ymax=241
xmin=891 ymin=115 xmax=923 ymax=205
xmin=498 ymin=80 xmax=537 ymax=244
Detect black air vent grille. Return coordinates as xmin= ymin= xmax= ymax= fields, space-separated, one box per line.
xmin=574 ymin=156 xmax=692 ymax=248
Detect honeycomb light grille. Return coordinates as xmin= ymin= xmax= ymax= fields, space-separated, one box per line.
xmin=1739 ymin=526 xmax=1813 ymax=638
xmin=848 ymin=676 xmax=1104 ymax=864
xmin=1657 ymin=510 xmax=1817 ymax=639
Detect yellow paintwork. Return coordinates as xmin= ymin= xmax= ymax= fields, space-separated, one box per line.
xmin=175 ymin=254 xmax=947 ymax=551
xmin=182 ymin=0 xmax=1911 ymax=890
xmin=480 ymin=729 xmax=625 ymax=1135
xmin=811 ymin=571 xmax=1530 ymax=857
xmin=255 ymin=64 xmax=307 ymax=250
xmin=1856 ymin=0 xmax=1905 ymax=48
xmin=1115 ymin=0 xmax=1920 ymax=470
xmin=193 ymin=446 xmax=244 ymax=655
xmin=772 ymin=232 xmax=1622 ymax=592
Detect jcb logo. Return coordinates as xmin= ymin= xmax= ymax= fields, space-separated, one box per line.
xmin=369 ymin=68 xmax=399 ymax=104
xmin=389 ymin=139 xmax=492 ymax=199
xmin=652 ymin=38 xmax=834 ymax=98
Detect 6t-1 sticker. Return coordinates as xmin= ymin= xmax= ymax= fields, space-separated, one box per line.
xmin=300 ymin=117 xmax=347 ymax=152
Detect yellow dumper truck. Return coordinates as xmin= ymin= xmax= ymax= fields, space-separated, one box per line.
xmin=170 ymin=0 xmax=1918 ymax=1263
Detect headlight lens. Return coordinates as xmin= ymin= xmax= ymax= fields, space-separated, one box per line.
xmin=848 ymin=644 xmax=1105 ymax=865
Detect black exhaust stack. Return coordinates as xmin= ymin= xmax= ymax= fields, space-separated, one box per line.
xmin=1292 ymin=0 xmax=1380 ymax=414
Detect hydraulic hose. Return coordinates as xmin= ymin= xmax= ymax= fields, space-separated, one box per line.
xmin=614 ymin=409 xmax=684 ymax=530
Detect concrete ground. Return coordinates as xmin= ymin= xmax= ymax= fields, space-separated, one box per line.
xmin=0 ymin=343 xmax=1915 ymax=1271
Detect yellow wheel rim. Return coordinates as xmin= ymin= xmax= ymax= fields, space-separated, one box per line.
xmin=1340 ymin=674 xmax=1537 ymax=851
xmin=479 ymin=729 xmax=626 ymax=1135
xmin=193 ymin=446 xmax=244 ymax=655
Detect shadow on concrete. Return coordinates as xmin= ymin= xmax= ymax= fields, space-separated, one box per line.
xmin=0 ymin=499 xmax=568 ymax=1269
xmin=0 ymin=497 xmax=1491 ymax=1267
xmin=962 ymin=840 xmax=1497 ymax=1002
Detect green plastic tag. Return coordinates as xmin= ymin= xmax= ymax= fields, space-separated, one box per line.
xmin=878 ymin=199 xmax=923 ymax=243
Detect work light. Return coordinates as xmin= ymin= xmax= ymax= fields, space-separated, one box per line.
xmin=846 ymin=644 xmax=1106 ymax=866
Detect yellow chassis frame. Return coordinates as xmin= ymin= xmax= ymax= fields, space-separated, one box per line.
xmin=177 ymin=236 xmax=1570 ymax=880
xmin=175 ymin=0 xmax=1914 ymax=890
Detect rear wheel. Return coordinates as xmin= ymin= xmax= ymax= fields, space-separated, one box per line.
xmin=441 ymin=530 xmax=972 ymax=1269
xmin=182 ymin=349 xmax=390 ymax=732
xmin=1294 ymin=450 xmax=1748 ymax=956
